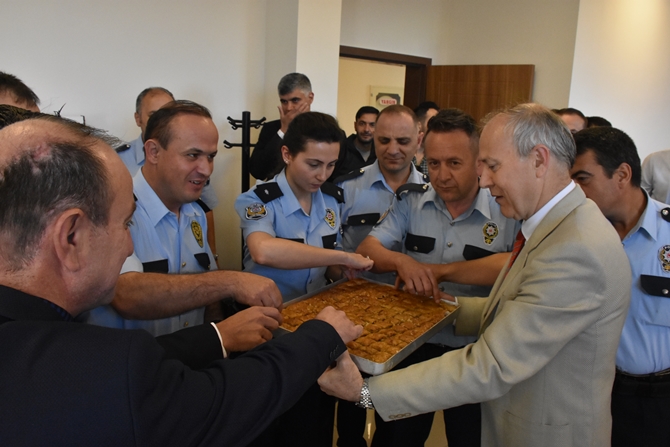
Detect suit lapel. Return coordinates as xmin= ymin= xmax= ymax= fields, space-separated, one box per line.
xmin=479 ymin=187 xmax=586 ymax=333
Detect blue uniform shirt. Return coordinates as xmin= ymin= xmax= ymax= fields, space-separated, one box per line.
xmin=369 ymin=185 xmax=520 ymax=346
xmin=117 ymin=135 xmax=219 ymax=209
xmin=617 ymin=195 xmax=670 ymax=374
xmin=337 ymin=161 xmax=427 ymax=284
xmin=82 ymin=168 xmax=216 ymax=336
xmin=235 ymin=170 xmax=343 ymax=302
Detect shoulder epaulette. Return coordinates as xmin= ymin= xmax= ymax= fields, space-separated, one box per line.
xmin=195 ymin=199 xmax=211 ymax=214
xmin=115 ymin=143 xmax=131 ymax=153
xmin=320 ymin=182 xmax=344 ymax=203
xmin=254 ymin=182 xmax=284 ymax=203
xmin=420 ymin=173 xmax=429 ymax=183
xmin=333 ymin=168 xmax=365 ymax=184
xmin=396 ymin=183 xmax=429 ymax=201
xmin=661 ymin=208 xmax=670 ymax=223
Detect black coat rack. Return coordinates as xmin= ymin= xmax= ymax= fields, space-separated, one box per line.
xmin=223 ymin=111 xmax=265 ymax=193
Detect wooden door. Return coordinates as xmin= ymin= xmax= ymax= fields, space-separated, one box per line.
xmin=426 ymin=65 xmax=534 ymax=122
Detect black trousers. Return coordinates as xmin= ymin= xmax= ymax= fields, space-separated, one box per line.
xmin=611 ymin=370 xmax=670 ymax=447
xmin=370 ymin=343 xmax=481 ymax=447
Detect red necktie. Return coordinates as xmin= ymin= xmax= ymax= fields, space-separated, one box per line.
xmin=505 ymin=230 xmax=526 ymax=276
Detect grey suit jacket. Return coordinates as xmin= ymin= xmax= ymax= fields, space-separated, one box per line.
xmin=369 ymin=187 xmax=631 ymax=447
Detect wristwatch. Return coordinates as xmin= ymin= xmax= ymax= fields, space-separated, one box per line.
xmin=355 ymin=378 xmax=374 ymax=409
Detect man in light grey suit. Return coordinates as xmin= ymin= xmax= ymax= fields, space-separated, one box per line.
xmin=319 ymin=103 xmax=632 ymax=447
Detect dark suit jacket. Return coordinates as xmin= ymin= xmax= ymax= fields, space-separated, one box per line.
xmin=249 ymin=118 xmax=357 ymax=181
xmin=0 ymin=285 xmax=345 ymax=447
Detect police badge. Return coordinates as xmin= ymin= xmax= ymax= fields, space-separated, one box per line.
xmin=659 ymin=245 xmax=670 ymax=272
xmin=191 ymin=221 xmax=204 ymax=248
xmin=324 ymin=208 xmax=336 ymax=229
xmin=482 ymin=222 xmax=499 ymax=245
xmin=245 ymin=203 xmax=267 ymax=220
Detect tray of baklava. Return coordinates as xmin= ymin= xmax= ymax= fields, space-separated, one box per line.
xmin=278 ymin=277 xmax=460 ymax=375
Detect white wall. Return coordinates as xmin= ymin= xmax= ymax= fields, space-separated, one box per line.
xmin=2 ymin=0 xmax=269 ymax=270
xmin=340 ymin=0 xmax=580 ymax=108
xmin=570 ymin=0 xmax=670 ymax=159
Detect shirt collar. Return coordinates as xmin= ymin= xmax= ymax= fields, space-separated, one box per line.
xmin=0 ymin=285 xmax=74 ymax=322
xmin=625 ymin=190 xmax=656 ymax=242
xmin=131 ymin=135 xmax=145 ymax=166
xmin=419 ymin=186 xmax=491 ymax=221
xmin=274 ymin=170 xmax=329 ymax=220
xmin=133 ymin=169 xmax=202 ymax=227
xmin=522 ymin=181 xmax=576 ymax=240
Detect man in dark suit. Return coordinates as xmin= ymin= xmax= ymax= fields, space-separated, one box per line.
xmin=0 ymin=113 xmax=362 ymax=446
xmin=249 ymin=72 xmax=353 ymax=181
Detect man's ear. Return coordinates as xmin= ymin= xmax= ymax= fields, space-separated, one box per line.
xmin=144 ymin=139 xmax=160 ymax=165
xmin=532 ymin=144 xmax=550 ymax=177
xmin=613 ymin=163 xmax=633 ymax=187
xmin=134 ymin=112 xmax=142 ymax=128
xmin=307 ymin=92 xmax=314 ymax=104
xmin=52 ymin=209 xmax=88 ymax=272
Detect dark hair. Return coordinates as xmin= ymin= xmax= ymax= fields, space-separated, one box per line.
xmin=0 ymin=104 xmax=39 ymax=129
xmin=135 ymin=87 xmax=174 ymax=114
xmin=277 ymin=73 xmax=312 ymax=96
xmin=573 ymin=127 xmax=641 ymax=187
xmin=282 ymin=112 xmax=343 ymax=156
xmin=0 ymin=71 xmax=40 ymax=110
xmin=587 ymin=116 xmax=612 ymax=128
xmin=355 ymin=106 xmax=379 ymax=121
xmin=0 ymin=115 xmax=111 ymax=269
xmin=424 ymin=108 xmax=479 ymax=154
xmin=413 ymin=101 xmax=440 ymax=120
xmin=143 ymin=100 xmax=212 ymax=149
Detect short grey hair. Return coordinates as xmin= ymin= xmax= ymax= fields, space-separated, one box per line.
xmin=277 ymin=73 xmax=311 ymax=96
xmin=487 ymin=103 xmax=575 ymax=169
xmin=135 ymin=87 xmax=175 ymax=114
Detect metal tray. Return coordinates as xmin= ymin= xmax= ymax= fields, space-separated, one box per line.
xmin=276 ymin=278 xmax=460 ymax=375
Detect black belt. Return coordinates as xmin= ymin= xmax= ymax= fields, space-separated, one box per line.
xmin=614 ymin=368 xmax=670 ymax=397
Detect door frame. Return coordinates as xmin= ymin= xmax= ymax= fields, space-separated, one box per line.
xmin=339 ymin=45 xmax=432 ymax=110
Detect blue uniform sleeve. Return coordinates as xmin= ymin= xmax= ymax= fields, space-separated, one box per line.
xmin=367 ymin=196 xmax=409 ymax=249
xmin=234 ymin=191 xmax=277 ymax=240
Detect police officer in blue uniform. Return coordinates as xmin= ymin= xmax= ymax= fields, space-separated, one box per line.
xmin=572 ymin=127 xmax=670 ymax=447
xmin=334 ymin=105 xmax=428 ymax=447
xmin=84 ymin=101 xmax=283 ymax=353
xmin=235 ymin=112 xmax=372 ymax=302
xmin=235 ymin=111 xmax=372 ymax=447
xmin=358 ymin=109 xmax=520 ymax=447
xmin=117 ymin=87 xmax=219 ymax=248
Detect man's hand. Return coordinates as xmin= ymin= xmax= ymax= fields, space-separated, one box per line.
xmin=215 ymin=306 xmax=282 ymax=352
xmin=318 ymin=352 xmax=365 ymax=402
xmin=315 ymin=306 xmax=363 ymax=345
xmin=278 ymin=102 xmax=310 ymax=133
xmin=230 ymin=273 xmax=283 ymax=309
xmin=394 ymin=257 xmax=441 ymax=300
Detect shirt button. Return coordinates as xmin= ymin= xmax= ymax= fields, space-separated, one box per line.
xmin=333 ymin=242 xmax=337 ymax=247
xmin=182 ymin=262 xmax=186 ymax=267
xmin=413 ymin=246 xmax=418 ymax=251
xmin=663 ymin=289 xmax=669 ymax=295
xmin=361 ymin=219 xmax=366 ymax=224
xmin=184 ymin=321 xmax=189 ymax=327
xmin=447 ymin=242 xmax=453 ymax=247
xmin=450 ymin=222 xmax=455 ymax=226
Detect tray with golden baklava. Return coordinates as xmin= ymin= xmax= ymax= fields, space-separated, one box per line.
xmin=278 ymin=278 xmax=460 ymax=375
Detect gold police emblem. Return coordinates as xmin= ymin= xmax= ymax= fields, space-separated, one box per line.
xmin=659 ymin=245 xmax=670 ymax=271
xmin=483 ymin=222 xmax=499 ymax=245
xmin=325 ymin=208 xmax=336 ymax=229
xmin=245 ymin=203 xmax=267 ymax=220
xmin=191 ymin=221 xmax=204 ymax=248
